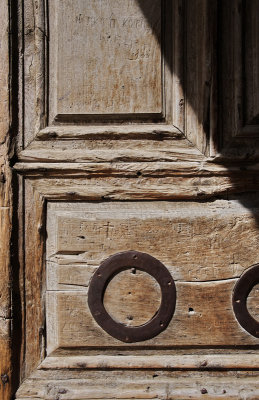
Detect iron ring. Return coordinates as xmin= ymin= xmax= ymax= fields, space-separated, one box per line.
xmin=232 ymin=264 xmax=259 ymax=338
xmin=88 ymin=250 xmax=176 ymax=343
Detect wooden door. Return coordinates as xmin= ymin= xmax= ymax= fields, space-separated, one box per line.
xmin=1 ymin=0 xmax=259 ymax=398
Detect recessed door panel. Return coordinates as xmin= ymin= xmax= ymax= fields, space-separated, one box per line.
xmin=49 ymin=0 xmax=164 ymax=122
xmin=46 ymin=201 xmax=259 ymax=354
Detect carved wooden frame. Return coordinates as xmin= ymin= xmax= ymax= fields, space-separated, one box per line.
xmin=15 ymin=172 xmax=259 ymax=398
xmin=16 ymin=0 xmax=259 ymax=168
xmin=19 ymin=0 xmax=184 ymax=141
xmin=17 ymin=0 xmax=223 ymax=163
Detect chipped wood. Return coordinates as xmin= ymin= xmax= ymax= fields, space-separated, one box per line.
xmin=23 ymin=181 xmax=46 ymax=377
xmin=16 ymin=370 xmax=259 ymax=399
xmin=36 ymin=124 xmax=183 ymax=140
xmin=17 ymin=138 xmax=204 ymax=163
xmin=39 ymin=354 xmax=259 ymax=370
xmin=24 ymin=174 xmax=259 ymax=201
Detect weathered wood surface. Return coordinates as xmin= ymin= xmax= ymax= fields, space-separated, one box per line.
xmin=36 ymin=125 xmax=183 ymax=140
xmin=39 ymin=354 xmax=259 ymax=370
xmin=24 ymin=181 xmax=46 ymax=378
xmin=45 ymin=201 xmax=259 ymax=351
xmin=14 ymin=1 xmax=259 ymax=399
xmin=23 ymin=0 xmax=47 ymax=147
xmin=14 ymin=160 xmax=259 ymax=201
xmin=19 ymin=174 xmax=259 ymax=201
xmin=46 ymin=281 xmax=258 ymax=349
xmin=103 ymin=269 xmax=161 ymax=327
xmin=14 ymin=160 xmax=259 ymax=177
xmin=17 ymin=138 xmax=204 ymax=163
xmin=49 ymin=0 xmax=162 ymax=119
xmin=22 ymin=0 xmax=184 ymax=143
xmin=247 ymin=284 xmax=259 ymax=321
xmin=47 ymin=201 xmax=259 ymax=276
xmin=16 ymin=370 xmax=259 ymax=399
xmin=0 ymin=0 xmax=12 ymax=398
xmin=185 ymin=0 xmax=217 ymax=156
xmin=18 ymin=0 xmax=259 ymax=157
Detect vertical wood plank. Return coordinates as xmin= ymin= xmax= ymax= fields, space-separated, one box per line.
xmin=0 ymin=0 xmax=12 ymax=399
xmin=220 ymin=0 xmax=242 ymax=140
xmin=185 ymin=0 xmax=217 ymax=156
xmin=24 ymin=181 xmax=46 ymax=377
xmin=244 ymin=0 xmax=259 ymax=125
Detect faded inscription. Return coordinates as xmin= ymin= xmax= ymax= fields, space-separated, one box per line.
xmin=55 ymin=0 xmax=162 ymax=115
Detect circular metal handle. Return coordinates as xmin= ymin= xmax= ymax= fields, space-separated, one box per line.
xmin=88 ymin=250 xmax=176 ymax=343
xmin=232 ymin=264 xmax=259 ymax=338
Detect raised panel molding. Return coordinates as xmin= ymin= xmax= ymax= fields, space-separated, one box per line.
xmin=221 ymin=0 xmax=259 ymax=139
xmin=20 ymin=0 xmax=185 ymax=142
xmin=49 ymin=0 xmax=164 ymax=121
xmin=17 ymin=0 xmax=259 ymax=163
xmin=14 ymin=177 xmax=259 ymax=398
xmin=18 ymin=0 xmax=225 ymax=160
xmin=46 ymin=202 xmax=258 ymax=351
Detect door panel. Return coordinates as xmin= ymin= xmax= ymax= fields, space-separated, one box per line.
xmin=49 ymin=0 xmax=163 ymax=120
xmin=11 ymin=0 xmax=259 ymax=398
xmin=221 ymin=0 xmax=259 ymax=141
xmin=46 ymin=201 xmax=258 ymax=352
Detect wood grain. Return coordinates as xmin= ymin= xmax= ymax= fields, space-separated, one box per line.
xmin=14 ymin=1 xmax=259 ymax=398
xmin=47 ymin=201 xmax=259 ymax=278
xmin=16 ymin=370 xmax=259 ymax=399
xmin=103 ymin=269 xmax=161 ymax=327
xmin=0 ymin=0 xmax=12 ymax=398
xmin=39 ymin=354 xmax=259 ymax=370
xmin=17 ymin=138 xmax=204 ymax=163
xmin=45 ymin=201 xmax=259 ymax=351
xmin=21 ymin=174 xmax=259 ymax=202
xmin=46 ymin=280 xmax=258 ymax=349
xmin=23 ymin=0 xmax=47 ymax=146
xmin=24 ymin=181 xmax=46 ymax=377
xmin=247 ymin=284 xmax=259 ymax=322
xmin=185 ymin=0 xmax=217 ymax=156
xmin=49 ymin=0 xmax=162 ymax=119
xmin=36 ymin=124 xmax=183 ymax=140
xmin=22 ymin=0 xmax=184 ymax=141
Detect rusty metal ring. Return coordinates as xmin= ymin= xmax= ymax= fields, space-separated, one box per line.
xmin=88 ymin=251 xmax=176 ymax=343
xmin=232 ymin=264 xmax=259 ymax=338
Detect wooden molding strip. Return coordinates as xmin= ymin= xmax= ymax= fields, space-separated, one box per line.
xmin=14 ymin=161 xmax=259 ymax=176
xmin=37 ymin=124 xmax=183 ymax=140
xmin=39 ymin=354 xmax=259 ymax=370
xmin=0 ymin=1 xmax=12 ymax=399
